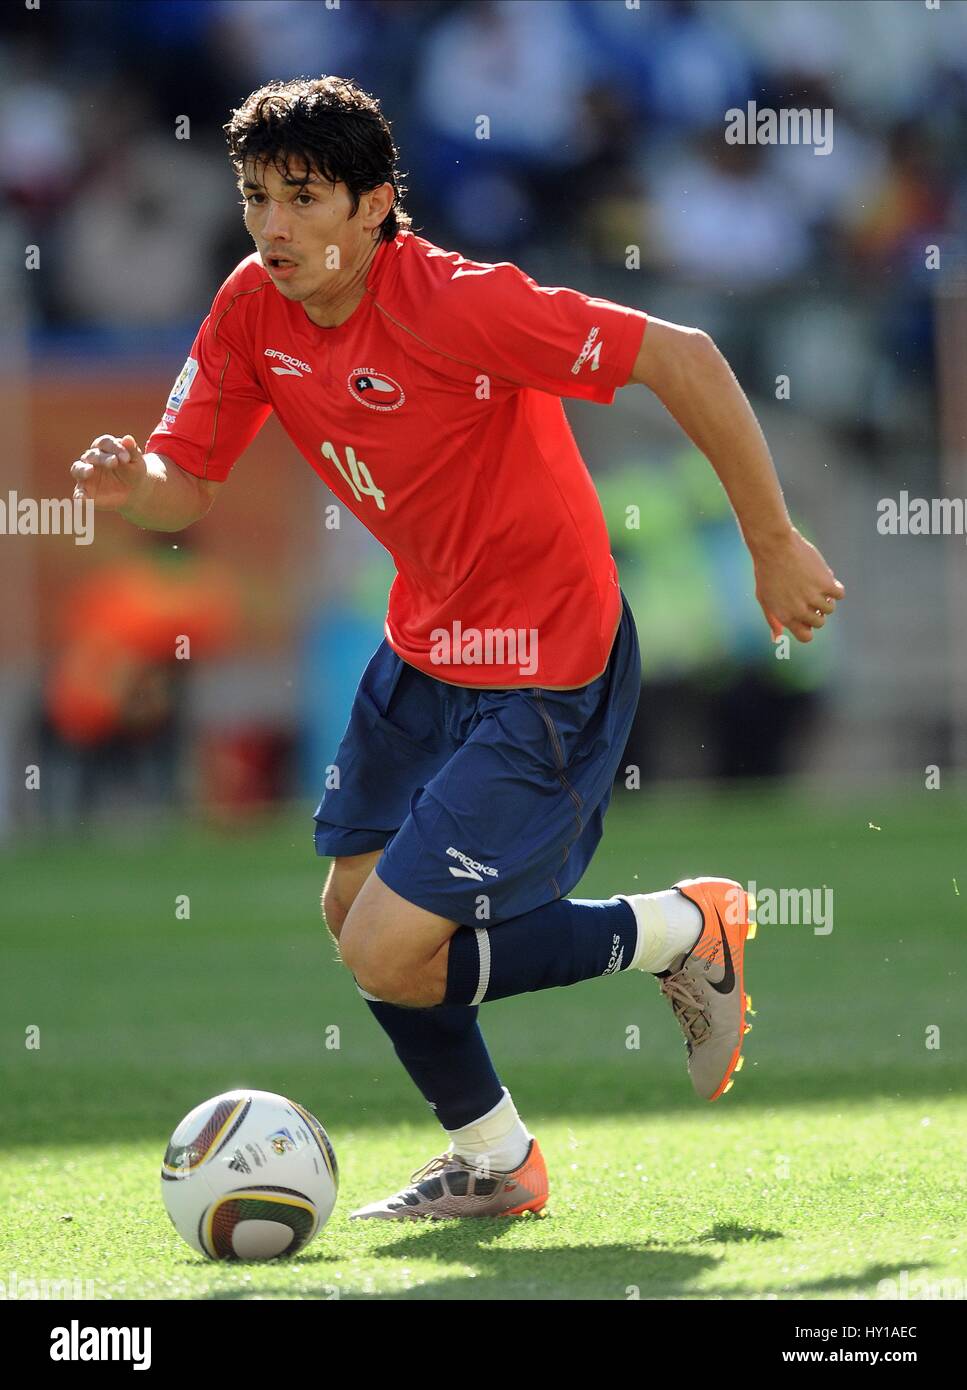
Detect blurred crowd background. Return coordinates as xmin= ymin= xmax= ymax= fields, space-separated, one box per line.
xmin=2 ymin=0 xmax=966 ymax=834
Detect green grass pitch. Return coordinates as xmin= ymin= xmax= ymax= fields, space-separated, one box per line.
xmin=1 ymin=783 xmax=964 ymax=1300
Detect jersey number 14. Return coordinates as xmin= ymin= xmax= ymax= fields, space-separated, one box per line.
xmin=320 ymin=440 xmax=386 ymax=511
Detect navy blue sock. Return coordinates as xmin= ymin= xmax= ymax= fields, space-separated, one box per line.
xmin=445 ymin=896 xmax=638 ymax=1005
xmin=363 ymin=999 xmax=504 ymax=1131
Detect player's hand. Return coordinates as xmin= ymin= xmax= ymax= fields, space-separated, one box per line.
xmin=752 ymin=527 xmax=845 ymax=644
xmin=70 ymin=434 xmax=148 ymax=512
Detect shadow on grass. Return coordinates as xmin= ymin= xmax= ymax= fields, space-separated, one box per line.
xmin=209 ymin=1227 xmax=720 ymax=1301
xmin=204 ymin=1229 xmax=931 ymax=1301
xmin=689 ymin=1223 xmax=785 ymax=1245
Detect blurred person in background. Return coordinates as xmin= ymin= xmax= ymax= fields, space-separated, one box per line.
xmin=38 ymin=534 xmax=240 ymax=826
xmin=597 ymin=448 xmax=831 ymax=782
xmin=411 ymin=0 xmax=593 ymax=249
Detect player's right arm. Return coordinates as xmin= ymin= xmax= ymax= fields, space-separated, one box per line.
xmin=70 ymin=260 xmax=273 ymax=532
xmin=71 ymin=433 xmax=219 ymax=531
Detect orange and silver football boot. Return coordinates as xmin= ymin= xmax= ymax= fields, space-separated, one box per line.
xmin=350 ymin=1138 xmax=548 ymax=1220
xmin=657 ymin=877 xmax=757 ymax=1101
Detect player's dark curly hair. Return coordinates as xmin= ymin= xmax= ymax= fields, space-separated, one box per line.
xmin=224 ymin=76 xmax=411 ymax=242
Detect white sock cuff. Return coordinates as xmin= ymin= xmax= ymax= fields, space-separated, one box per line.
xmin=447 ymin=1087 xmax=521 ymax=1147
xmin=617 ymin=893 xmax=669 ymax=973
xmin=447 ymin=1088 xmax=532 ymax=1174
xmin=450 ymin=1084 xmax=533 ymax=1150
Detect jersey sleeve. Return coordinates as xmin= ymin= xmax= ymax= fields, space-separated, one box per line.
xmin=144 ymin=268 xmax=272 ymax=482
xmin=418 ymin=255 xmax=647 ymax=405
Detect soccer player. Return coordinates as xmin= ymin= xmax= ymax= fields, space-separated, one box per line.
xmin=71 ymin=77 xmax=844 ymax=1220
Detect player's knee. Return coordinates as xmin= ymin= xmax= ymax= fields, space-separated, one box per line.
xmin=348 ymin=953 xmax=406 ymax=1005
xmin=341 ymin=921 xmax=433 ymax=1005
xmin=339 ymin=914 xmax=394 ymax=997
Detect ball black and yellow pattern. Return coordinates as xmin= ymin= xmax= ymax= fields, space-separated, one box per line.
xmin=202 ymin=1186 xmax=316 ymax=1260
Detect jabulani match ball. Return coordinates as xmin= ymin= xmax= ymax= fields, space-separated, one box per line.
xmin=160 ymin=1089 xmax=338 ymax=1260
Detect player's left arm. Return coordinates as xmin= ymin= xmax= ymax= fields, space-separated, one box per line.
xmin=627 ymin=316 xmax=844 ymax=643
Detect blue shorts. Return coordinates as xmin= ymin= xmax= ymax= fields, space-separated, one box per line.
xmin=313 ymin=592 xmax=641 ymax=925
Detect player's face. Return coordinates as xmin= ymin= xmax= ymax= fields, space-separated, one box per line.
xmin=240 ymin=159 xmax=381 ymax=303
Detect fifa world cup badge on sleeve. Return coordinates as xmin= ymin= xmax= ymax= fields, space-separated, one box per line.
xmin=167 ymin=357 xmax=198 ymax=413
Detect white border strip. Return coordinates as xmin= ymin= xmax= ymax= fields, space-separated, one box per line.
xmin=471 ymin=927 xmax=491 ymax=1005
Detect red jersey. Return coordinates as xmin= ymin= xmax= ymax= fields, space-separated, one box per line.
xmin=145 ymin=231 xmax=647 ymax=687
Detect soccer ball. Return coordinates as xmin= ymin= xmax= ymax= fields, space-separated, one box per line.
xmin=160 ymin=1089 xmax=338 ymax=1260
